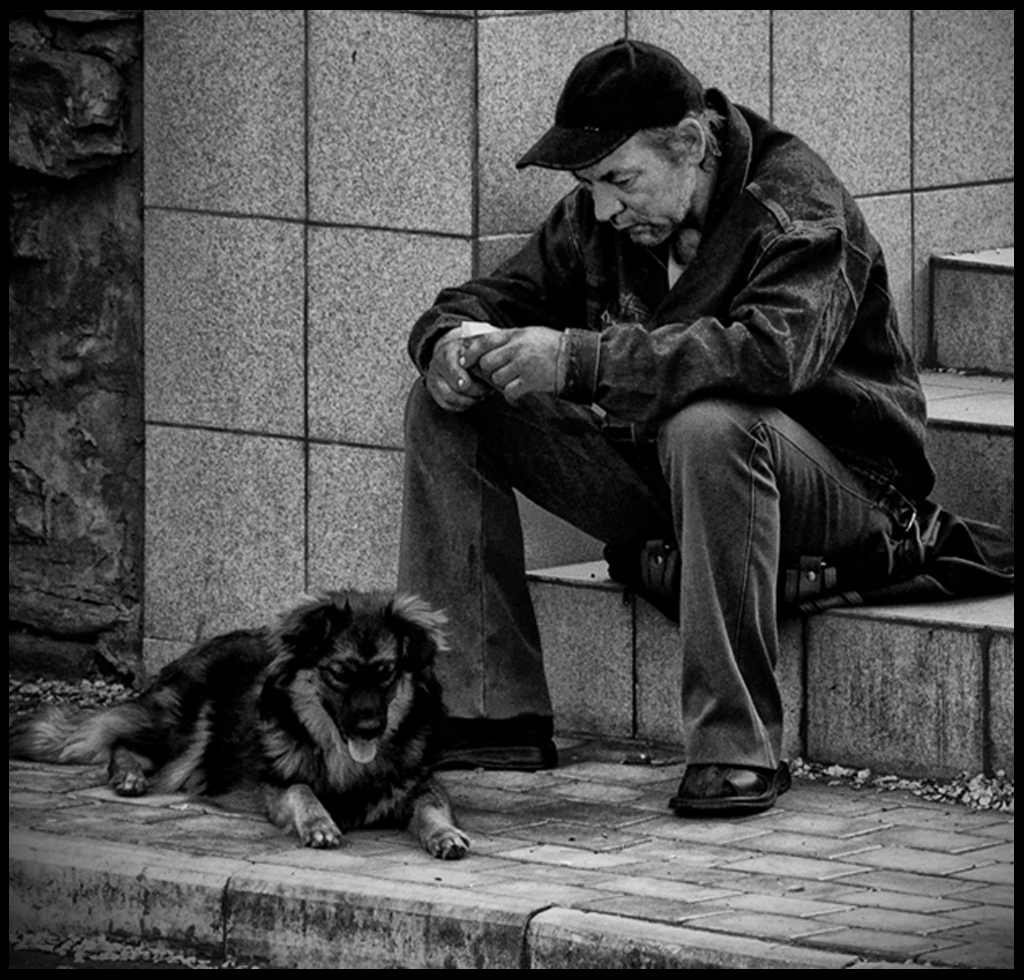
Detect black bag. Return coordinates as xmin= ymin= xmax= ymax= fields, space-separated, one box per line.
xmin=604 ymin=500 xmax=1014 ymax=622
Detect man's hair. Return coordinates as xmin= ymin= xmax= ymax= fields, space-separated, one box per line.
xmin=639 ymin=109 xmax=725 ymax=171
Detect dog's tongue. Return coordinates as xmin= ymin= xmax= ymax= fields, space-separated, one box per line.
xmin=347 ymin=736 xmax=378 ymax=765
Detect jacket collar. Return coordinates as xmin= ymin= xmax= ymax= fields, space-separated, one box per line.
xmin=702 ymin=88 xmax=755 ymax=232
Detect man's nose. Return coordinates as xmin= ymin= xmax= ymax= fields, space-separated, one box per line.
xmin=591 ymin=184 xmax=624 ymax=223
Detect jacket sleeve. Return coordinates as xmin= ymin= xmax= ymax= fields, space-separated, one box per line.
xmin=407 ymin=192 xmax=590 ymax=374
xmin=564 ymin=220 xmax=872 ymax=422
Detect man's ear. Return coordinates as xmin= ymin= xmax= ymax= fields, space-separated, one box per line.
xmin=676 ymin=117 xmax=707 ymax=164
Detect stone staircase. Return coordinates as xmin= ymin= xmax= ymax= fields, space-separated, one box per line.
xmin=527 ymin=247 xmax=1014 ymax=781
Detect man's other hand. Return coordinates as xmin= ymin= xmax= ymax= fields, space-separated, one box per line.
xmin=462 ymin=327 xmax=563 ymax=403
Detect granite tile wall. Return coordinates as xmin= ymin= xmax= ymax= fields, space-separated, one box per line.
xmin=144 ymin=11 xmax=1014 ymax=652
xmin=144 ymin=9 xmax=306 ymax=218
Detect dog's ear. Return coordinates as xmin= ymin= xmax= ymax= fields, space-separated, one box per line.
xmin=387 ymin=594 xmax=448 ymax=669
xmin=276 ymin=595 xmax=352 ymax=662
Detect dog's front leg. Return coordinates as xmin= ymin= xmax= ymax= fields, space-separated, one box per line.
xmin=263 ymin=783 xmax=343 ymax=848
xmin=409 ymin=778 xmax=470 ymax=860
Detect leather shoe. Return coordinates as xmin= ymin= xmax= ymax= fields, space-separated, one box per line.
xmin=669 ymin=762 xmax=791 ymax=816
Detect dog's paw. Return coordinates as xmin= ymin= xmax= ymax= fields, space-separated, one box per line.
xmin=111 ymin=770 xmax=148 ymax=797
xmin=109 ymin=747 xmax=149 ymax=797
xmin=425 ymin=826 xmax=471 ymax=861
xmin=297 ymin=813 xmax=344 ymax=849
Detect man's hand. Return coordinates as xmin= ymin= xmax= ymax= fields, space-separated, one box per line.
xmin=461 ymin=327 xmax=563 ymax=403
xmin=423 ymin=333 xmax=492 ymax=412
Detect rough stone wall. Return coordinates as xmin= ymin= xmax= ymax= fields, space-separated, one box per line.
xmin=9 ymin=10 xmax=143 ymax=678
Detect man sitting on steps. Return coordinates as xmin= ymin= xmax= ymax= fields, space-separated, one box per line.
xmin=398 ymin=38 xmax=937 ymax=815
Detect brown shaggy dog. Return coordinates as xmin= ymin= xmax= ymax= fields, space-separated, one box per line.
xmin=9 ymin=592 xmax=469 ymax=859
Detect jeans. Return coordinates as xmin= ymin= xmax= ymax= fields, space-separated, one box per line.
xmin=398 ymin=381 xmax=895 ymax=768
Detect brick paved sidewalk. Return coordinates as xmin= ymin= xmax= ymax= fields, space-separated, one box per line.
xmin=9 ymin=736 xmax=1014 ymax=969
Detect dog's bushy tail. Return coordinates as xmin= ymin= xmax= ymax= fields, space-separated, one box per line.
xmin=9 ymin=702 xmax=152 ymax=765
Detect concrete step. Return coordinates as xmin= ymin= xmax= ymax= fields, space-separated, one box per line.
xmin=922 ymin=370 xmax=1014 ymax=531
xmin=528 ymin=562 xmax=1014 ymax=781
xmin=931 ymin=247 xmax=1014 ymax=376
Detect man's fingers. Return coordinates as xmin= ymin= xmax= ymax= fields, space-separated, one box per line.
xmin=431 ymin=338 xmax=488 ymax=395
xmin=425 ymin=367 xmax=488 ymax=412
xmin=476 ymin=343 xmax=520 ymax=380
xmin=461 ymin=330 xmax=511 ymax=369
xmin=488 ymin=363 xmax=517 ymax=391
xmin=501 ymin=376 xmax=527 ymax=404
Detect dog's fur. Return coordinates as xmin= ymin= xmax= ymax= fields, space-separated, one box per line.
xmin=9 ymin=591 xmax=469 ymax=859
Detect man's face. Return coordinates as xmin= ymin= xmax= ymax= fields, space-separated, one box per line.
xmin=573 ymin=133 xmax=699 ymax=248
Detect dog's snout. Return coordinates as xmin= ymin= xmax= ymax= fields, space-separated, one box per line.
xmin=351 ymin=717 xmax=385 ymax=739
xmin=343 ymin=687 xmax=388 ymax=738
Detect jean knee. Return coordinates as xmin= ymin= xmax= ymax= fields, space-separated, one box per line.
xmin=404 ymin=378 xmax=457 ymax=446
xmin=657 ymin=399 xmax=761 ymax=465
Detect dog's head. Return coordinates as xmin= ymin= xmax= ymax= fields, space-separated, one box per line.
xmin=264 ymin=591 xmax=448 ymax=767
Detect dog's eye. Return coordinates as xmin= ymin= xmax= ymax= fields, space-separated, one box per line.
xmin=320 ymin=662 xmax=353 ymax=687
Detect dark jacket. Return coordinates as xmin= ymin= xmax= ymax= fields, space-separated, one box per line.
xmin=410 ymin=90 xmax=935 ymax=503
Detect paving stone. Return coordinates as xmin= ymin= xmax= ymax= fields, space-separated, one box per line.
xmin=762 ymin=811 xmax=896 ymax=840
xmin=482 ymin=879 xmax=613 ymax=908
xmin=802 ymin=926 xmax=959 ymax=959
xmin=495 ymin=843 xmax=645 ymax=871
xmin=9 ymin=791 xmax=87 ymax=812
xmin=951 ymin=863 xmax=1015 ymax=886
xmin=588 ymin=877 xmax=739 ymax=905
xmin=948 ymin=884 xmax=1013 ymax=908
xmin=505 ymin=821 xmax=655 ymax=853
xmin=9 ymin=761 xmax=108 ymax=793
xmin=923 ymin=942 xmax=1015 ymax=970
xmin=817 ymin=906 xmax=967 ymax=936
xmin=684 ymin=910 xmax=844 ymax=942
xmin=632 ymin=815 xmax=773 ymax=846
xmin=921 ymin=915 xmax=1016 ymax=948
xmin=954 ymin=841 xmax=1014 ymax=864
xmin=843 ymin=846 xmax=987 ymax=876
xmin=875 ymin=827 xmax=1007 ymax=854
xmin=724 ymin=853 xmax=873 ymax=882
xmin=841 ymin=868 xmax=996 ymax=899
xmin=877 ymin=804 xmax=1013 ymax=834
xmin=582 ymin=893 xmax=728 ymax=924
xmin=827 ymin=886 xmax=980 ymax=916
xmin=615 ymin=839 xmax=768 ymax=870
xmin=974 ymin=822 xmax=1015 ymax=842
xmin=737 ymin=829 xmax=885 ymax=860
xmin=481 ymin=860 xmax=632 ymax=890
xmin=545 ymin=779 xmax=645 ymax=804
xmin=696 ymin=892 xmax=855 ymax=919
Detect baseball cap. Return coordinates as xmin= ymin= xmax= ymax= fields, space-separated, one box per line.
xmin=516 ymin=38 xmax=706 ymax=171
